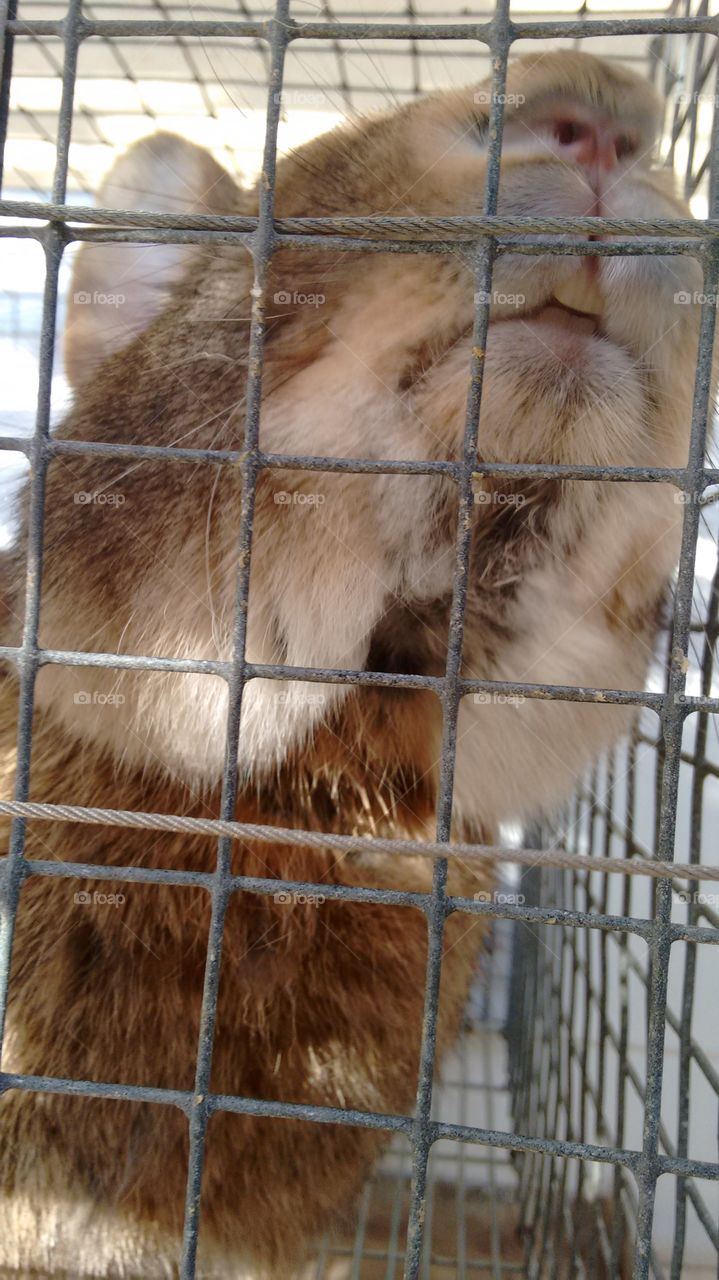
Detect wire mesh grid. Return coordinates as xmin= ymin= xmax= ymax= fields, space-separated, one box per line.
xmin=0 ymin=0 xmax=719 ymax=1276
xmin=302 ymin=919 xmax=521 ymax=1277
xmin=505 ymin=547 xmax=719 ymax=1277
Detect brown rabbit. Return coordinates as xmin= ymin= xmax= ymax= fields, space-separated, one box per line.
xmin=0 ymin=50 xmax=706 ymax=1276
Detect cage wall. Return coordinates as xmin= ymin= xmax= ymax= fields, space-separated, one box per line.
xmin=0 ymin=0 xmax=718 ymax=1277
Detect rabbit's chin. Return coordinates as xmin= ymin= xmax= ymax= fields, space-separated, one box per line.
xmin=486 ymin=303 xmax=623 ymax=391
xmin=509 ymin=300 xmax=606 ymax=371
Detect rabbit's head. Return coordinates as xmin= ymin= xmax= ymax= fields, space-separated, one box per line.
xmin=15 ymin=51 xmax=702 ymax=816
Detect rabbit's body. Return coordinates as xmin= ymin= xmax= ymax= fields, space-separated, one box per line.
xmin=0 ymin=677 xmax=479 ymax=1277
xmin=0 ymin=51 xmax=705 ymax=1275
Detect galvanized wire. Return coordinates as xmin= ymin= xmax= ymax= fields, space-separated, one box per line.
xmin=0 ymin=1 xmax=718 ymax=1277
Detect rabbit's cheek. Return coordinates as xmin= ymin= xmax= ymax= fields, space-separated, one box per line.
xmin=499 ymin=152 xmax=596 ymax=213
xmin=598 ymin=251 xmax=703 ymax=355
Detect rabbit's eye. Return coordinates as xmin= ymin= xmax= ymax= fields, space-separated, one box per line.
xmin=615 ymin=133 xmax=637 ymax=160
xmin=555 ymin=119 xmax=583 ymax=146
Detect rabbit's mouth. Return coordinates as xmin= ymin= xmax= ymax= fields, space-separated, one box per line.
xmin=515 ymin=260 xmax=605 ymax=339
xmin=487 ymin=262 xmax=605 ymax=339
xmin=486 ymin=271 xmax=609 ymax=370
xmin=544 ymin=264 xmax=604 ymax=330
xmin=529 ymin=299 xmax=601 ymax=336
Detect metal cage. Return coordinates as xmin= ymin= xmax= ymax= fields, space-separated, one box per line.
xmin=0 ymin=0 xmax=718 ymax=1276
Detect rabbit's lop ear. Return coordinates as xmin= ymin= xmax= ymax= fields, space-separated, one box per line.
xmin=64 ymin=133 xmax=240 ymax=389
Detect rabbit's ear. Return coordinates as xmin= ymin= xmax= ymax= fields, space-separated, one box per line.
xmin=64 ymin=133 xmax=240 ymax=388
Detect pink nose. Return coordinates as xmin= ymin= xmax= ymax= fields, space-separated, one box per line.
xmin=552 ymin=114 xmax=635 ymax=171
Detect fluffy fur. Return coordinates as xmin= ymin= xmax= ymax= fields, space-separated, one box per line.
xmin=0 ymin=50 xmax=705 ymax=1275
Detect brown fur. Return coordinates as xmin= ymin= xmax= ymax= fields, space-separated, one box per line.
xmin=0 ymin=675 xmax=484 ymax=1276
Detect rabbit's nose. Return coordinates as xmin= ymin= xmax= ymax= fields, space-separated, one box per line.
xmin=551 ymin=111 xmax=637 ymax=172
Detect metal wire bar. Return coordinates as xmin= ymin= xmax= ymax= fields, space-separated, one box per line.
xmin=4 ymin=645 xmax=719 ymax=716
xmin=1 ymin=225 xmax=709 ymax=259
xmin=0 ymin=0 xmax=80 ymax=1056
xmin=506 ymin=556 xmax=719 ymax=1271
xmin=403 ymin=2 xmax=512 ymax=1259
xmin=5 ymin=15 xmax=718 ymax=39
xmin=4 ymin=196 xmax=719 ymax=239
xmin=2 ymin=1064 xmax=719 ymax=1182
xmin=4 ymin=436 xmax=719 ymax=491
xmin=5 ymin=798 xmax=719 ymax=891
xmin=633 ymin=242 xmax=719 ymax=1280
xmin=671 ymin=553 xmax=719 ymax=1274
xmin=177 ymin=3 xmax=290 ymax=1272
xmin=14 ymin=1 xmax=690 ymax=13
xmin=0 ymin=0 xmax=17 ymax=192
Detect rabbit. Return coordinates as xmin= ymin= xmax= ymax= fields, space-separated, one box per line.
xmin=0 ymin=49 xmax=708 ymax=1277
